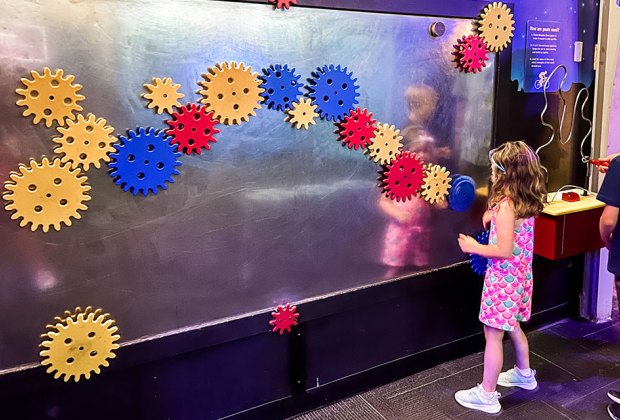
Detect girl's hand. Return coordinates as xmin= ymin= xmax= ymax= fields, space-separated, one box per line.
xmin=458 ymin=233 xmax=479 ymax=254
xmin=482 ymin=209 xmax=492 ymax=228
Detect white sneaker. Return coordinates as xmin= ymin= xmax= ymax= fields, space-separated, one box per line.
xmin=455 ymin=384 xmax=501 ymax=414
xmin=497 ymin=366 xmax=538 ymax=390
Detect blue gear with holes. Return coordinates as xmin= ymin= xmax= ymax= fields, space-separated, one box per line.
xmin=259 ymin=64 xmax=303 ymax=111
xmin=470 ymin=230 xmax=490 ymax=276
xmin=108 ymin=127 xmax=182 ymax=196
xmin=307 ymin=64 xmax=360 ymax=122
xmin=449 ymin=175 xmax=477 ymax=212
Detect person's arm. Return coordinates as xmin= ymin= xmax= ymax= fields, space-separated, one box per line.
xmin=482 ymin=209 xmax=492 ymax=228
xmin=600 ymin=205 xmax=619 ymax=249
xmin=598 ymin=157 xmax=620 ymax=246
xmin=458 ymin=200 xmax=515 ymax=259
xmin=379 ymin=195 xmax=412 ymax=224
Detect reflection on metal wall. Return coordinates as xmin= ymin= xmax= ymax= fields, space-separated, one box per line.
xmin=0 ymin=0 xmax=494 ymax=369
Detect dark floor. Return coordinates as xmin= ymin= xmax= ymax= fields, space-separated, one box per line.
xmin=294 ymin=317 xmax=620 ymax=419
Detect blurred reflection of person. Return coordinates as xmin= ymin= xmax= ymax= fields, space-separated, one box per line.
xmin=379 ymin=85 xmax=451 ymax=278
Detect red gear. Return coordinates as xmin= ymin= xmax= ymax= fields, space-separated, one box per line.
xmin=268 ymin=0 xmax=297 ymax=10
xmin=339 ymin=108 xmax=377 ymax=150
xmin=458 ymin=35 xmax=489 ymax=74
xmin=165 ymin=104 xmax=220 ymax=155
xmin=269 ymin=303 xmax=299 ymax=335
xmin=380 ymin=151 xmax=426 ymax=202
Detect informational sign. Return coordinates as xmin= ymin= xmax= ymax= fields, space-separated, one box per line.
xmin=524 ymin=20 xmax=567 ymax=93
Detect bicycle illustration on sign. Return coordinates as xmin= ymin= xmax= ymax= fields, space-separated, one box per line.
xmin=534 ymin=71 xmax=548 ymax=89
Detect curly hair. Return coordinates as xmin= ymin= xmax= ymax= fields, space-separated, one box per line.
xmin=488 ymin=141 xmax=547 ymax=218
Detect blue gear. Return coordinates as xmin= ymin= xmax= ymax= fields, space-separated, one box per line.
xmin=109 ymin=127 xmax=182 ymax=196
xmin=259 ymin=64 xmax=303 ymax=111
xmin=307 ymin=64 xmax=360 ymax=122
xmin=470 ymin=230 xmax=490 ymax=276
xmin=449 ymin=175 xmax=477 ymax=212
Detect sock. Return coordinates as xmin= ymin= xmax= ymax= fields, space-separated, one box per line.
xmin=516 ymin=366 xmax=532 ymax=377
xmin=480 ymin=386 xmax=496 ymax=397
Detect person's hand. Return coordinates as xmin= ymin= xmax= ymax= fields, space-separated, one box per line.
xmin=482 ymin=209 xmax=492 ymax=228
xmin=596 ymin=152 xmax=620 ymax=173
xmin=604 ymin=232 xmax=614 ymax=250
xmin=458 ymin=233 xmax=479 ymax=254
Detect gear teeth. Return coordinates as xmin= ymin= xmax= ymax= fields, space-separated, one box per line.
xmin=16 ymin=67 xmax=85 ymax=127
xmin=379 ymin=151 xmax=426 ymax=202
xmin=142 ymin=77 xmax=184 ymax=115
xmin=478 ymin=1 xmax=514 ymax=52
xmin=366 ymin=123 xmax=403 ymax=164
xmin=339 ymin=107 xmax=377 ymax=150
xmin=420 ymin=164 xmax=452 ymax=204
xmin=259 ymin=64 xmax=303 ymax=111
xmin=198 ymin=61 xmax=263 ymax=126
xmin=287 ymin=98 xmax=318 ymax=129
xmin=109 ymin=127 xmax=182 ymax=196
xmin=3 ymin=156 xmax=91 ymax=232
xmin=307 ymin=64 xmax=360 ymax=122
xmin=53 ymin=113 xmax=117 ymax=170
xmin=39 ymin=307 xmax=120 ymax=382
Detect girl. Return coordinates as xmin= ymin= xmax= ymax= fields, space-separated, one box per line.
xmin=454 ymin=141 xmax=547 ymax=414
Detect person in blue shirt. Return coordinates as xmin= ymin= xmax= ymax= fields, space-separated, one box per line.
xmin=596 ymin=152 xmax=620 ymax=420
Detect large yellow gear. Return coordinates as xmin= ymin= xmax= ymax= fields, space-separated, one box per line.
xmin=479 ymin=2 xmax=515 ymax=52
xmin=420 ymin=164 xmax=452 ymax=204
xmin=198 ymin=61 xmax=264 ymax=125
xmin=3 ymin=157 xmax=91 ymax=232
xmin=366 ymin=123 xmax=403 ymax=165
xmin=52 ymin=113 xmax=117 ymax=171
xmin=16 ymin=67 xmax=85 ymax=128
xmin=142 ymin=77 xmax=185 ymax=114
xmin=40 ymin=306 xmax=120 ymax=382
xmin=287 ymin=98 xmax=318 ymax=129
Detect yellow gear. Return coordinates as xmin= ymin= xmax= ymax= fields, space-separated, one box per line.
xmin=53 ymin=113 xmax=117 ymax=171
xmin=287 ymin=98 xmax=318 ymax=129
xmin=16 ymin=67 xmax=85 ymax=128
xmin=40 ymin=306 xmax=120 ymax=382
xmin=366 ymin=123 xmax=403 ymax=165
xmin=479 ymin=2 xmax=515 ymax=52
xmin=3 ymin=157 xmax=91 ymax=232
xmin=198 ymin=61 xmax=264 ymax=125
xmin=420 ymin=164 xmax=452 ymax=204
xmin=142 ymin=77 xmax=185 ymax=114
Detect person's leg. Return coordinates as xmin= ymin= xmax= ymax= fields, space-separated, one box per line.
xmin=507 ymin=323 xmax=530 ymax=370
xmin=455 ymin=324 xmax=503 ymax=413
xmin=497 ymin=323 xmax=538 ymax=389
xmin=609 ymin=276 xmax=620 ymax=409
xmin=482 ymin=324 xmax=504 ymax=393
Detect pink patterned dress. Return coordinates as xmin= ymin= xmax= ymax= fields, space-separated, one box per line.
xmin=479 ymin=199 xmax=535 ymax=331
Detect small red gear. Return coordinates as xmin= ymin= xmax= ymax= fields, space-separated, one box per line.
xmin=165 ymin=104 xmax=220 ymax=155
xmin=338 ymin=108 xmax=377 ymax=150
xmin=269 ymin=303 xmax=299 ymax=335
xmin=458 ymin=35 xmax=489 ymax=74
xmin=268 ymin=0 xmax=297 ymax=9
xmin=380 ymin=151 xmax=426 ymax=202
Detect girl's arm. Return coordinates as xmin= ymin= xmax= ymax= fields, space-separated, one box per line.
xmin=378 ymin=195 xmax=412 ymax=224
xmin=458 ymin=200 xmax=516 ymax=259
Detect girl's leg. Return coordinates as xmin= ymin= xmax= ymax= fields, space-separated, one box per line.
xmin=482 ymin=324 xmax=505 ymax=393
xmin=507 ymin=323 xmax=530 ymax=370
